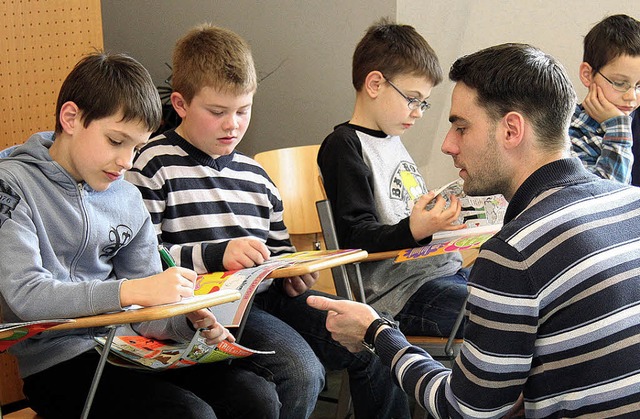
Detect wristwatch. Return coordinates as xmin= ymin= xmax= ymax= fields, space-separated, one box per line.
xmin=361 ymin=314 xmax=398 ymax=354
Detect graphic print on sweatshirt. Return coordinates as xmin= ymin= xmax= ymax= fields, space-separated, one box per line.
xmin=101 ymin=224 xmax=134 ymax=257
xmin=0 ymin=180 xmax=20 ymax=228
xmin=389 ymin=161 xmax=427 ymax=213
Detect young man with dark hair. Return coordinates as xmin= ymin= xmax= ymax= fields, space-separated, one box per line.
xmin=310 ymin=43 xmax=640 ymax=418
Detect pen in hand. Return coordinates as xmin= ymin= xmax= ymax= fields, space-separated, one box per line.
xmin=158 ymin=244 xmax=177 ymax=268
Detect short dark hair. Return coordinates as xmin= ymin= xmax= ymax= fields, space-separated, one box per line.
xmin=55 ymin=51 xmax=161 ymax=134
xmin=583 ymin=14 xmax=640 ymax=73
xmin=172 ymin=23 xmax=257 ymax=102
xmin=449 ymin=43 xmax=576 ymax=152
xmin=352 ymin=17 xmax=442 ymax=91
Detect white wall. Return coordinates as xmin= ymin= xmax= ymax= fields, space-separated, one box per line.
xmin=102 ymin=1 xmax=638 ymax=186
xmin=398 ymin=1 xmax=639 ymax=186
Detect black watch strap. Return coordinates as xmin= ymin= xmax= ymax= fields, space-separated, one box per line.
xmin=362 ymin=316 xmax=398 ymax=353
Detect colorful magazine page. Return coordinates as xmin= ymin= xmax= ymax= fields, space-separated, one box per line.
xmin=95 ymin=331 xmax=274 ymax=370
xmin=195 ymin=249 xmax=366 ymax=327
xmin=395 ymin=224 xmax=501 ymax=263
xmin=0 ymin=319 xmax=75 ymax=352
xmin=424 ymin=178 xmax=508 ymax=229
xmin=195 ymin=263 xmax=288 ymax=327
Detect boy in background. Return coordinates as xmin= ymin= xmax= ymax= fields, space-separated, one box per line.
xmin=127 ymin=24 xmax=410 ymax=418
xmin=0 ymin=52 xmax=258 ymax=418
xmin=570 ymin=13 xmax=640 ymax=183
xmin=318 ymin=18 xmax=469 ymax=338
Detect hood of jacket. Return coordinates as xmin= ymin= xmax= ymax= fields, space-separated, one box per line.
xmin=2 ymin=132 xmax=94 ymax=193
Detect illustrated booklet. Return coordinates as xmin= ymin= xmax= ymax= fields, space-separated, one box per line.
xmin=94 ymin=249 xmax=365 ymax=370
xmin=397 ymin=178 xmax=508 ymax=263
xmin=196 ymin=249 xmax=365 ymax=327
xmin=95 ymin=326 xmax=275 ymax=370
xmin=0 ymin=319 xmax=75 ymax=352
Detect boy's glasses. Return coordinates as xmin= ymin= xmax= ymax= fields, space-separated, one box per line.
xmin=382 ymin=74 xmax=431 ymax=112
xmin=597 ymin=71 xmax=640 ymax=94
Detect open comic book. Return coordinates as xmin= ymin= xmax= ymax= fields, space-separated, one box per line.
xmin=396 ymin=178 xmax=508 ymax=263
xmin=198 ymin=249 xmax=364 ymax=327
xmin=95 ymin=329 xmax=274 ymax=370
xmin=0 ymin=319 xmax=75 ymax=352
xmin=91 ymin=250 xmax=365 ymax=370
xmin=196 ymin=263 xmax=288 ymax=328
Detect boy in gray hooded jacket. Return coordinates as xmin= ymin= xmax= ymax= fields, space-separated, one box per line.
xmin=0 ymin=52 xmax=276 ymax=419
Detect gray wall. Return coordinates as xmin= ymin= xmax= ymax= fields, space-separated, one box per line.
xmin=101 ymin=0 xmax=395 ymax=158
xmin=397 ymin=0 xmax=639 ymax=185
xmin=102 ymin=0 xmax=639 ymax=186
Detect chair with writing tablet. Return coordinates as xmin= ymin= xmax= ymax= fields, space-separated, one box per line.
xmin=0 ymin=290 xmax=241 ymax=419
xmin=316 ymin=198 xmax=470 ymax=419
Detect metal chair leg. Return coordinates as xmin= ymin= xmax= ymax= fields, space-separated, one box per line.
xmin=81 ymin=325 xmax=118 ymax=419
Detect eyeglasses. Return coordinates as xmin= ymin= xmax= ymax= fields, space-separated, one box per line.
xmin=597 ymin=71 xmax=640 ymax=94
xmin=381 ymin=74 xmax=431 ymax=112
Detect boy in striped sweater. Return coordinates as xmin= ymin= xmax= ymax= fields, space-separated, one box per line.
xmin=126 ymin=23 xmax=410 ymax=418
xmin=308 ymin=43 xmax=640 ymax=418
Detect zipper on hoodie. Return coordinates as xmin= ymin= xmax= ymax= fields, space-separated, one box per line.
xmin=70 ymin=183 xmax=91 ymax=280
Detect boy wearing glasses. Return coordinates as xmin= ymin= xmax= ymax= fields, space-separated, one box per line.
xmin=570 ymin=14 xmax=640 ymax=184
xmin=318 ymin=18 xmax=469 ymax=338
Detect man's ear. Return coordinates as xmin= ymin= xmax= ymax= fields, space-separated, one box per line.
xmin=578 ymin=62 xmax=595 ymax=88
xmin=59 ymin=101 xmax=80 ymax=134
xmin=363 ymin=71 xmax=385 ymax=98
xmin=170 ymin=92 xmax=189 ymax=118
xmin=502 ymin=111 xmax=525 ymax=150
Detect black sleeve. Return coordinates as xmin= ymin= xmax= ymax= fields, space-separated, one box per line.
xmin=318 ymin=128 xmax=421 ymax=252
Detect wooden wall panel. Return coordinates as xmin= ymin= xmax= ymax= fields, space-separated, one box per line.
xmin=0 ymin=0 xmax=103 ymax=151
xmin=0 ymin=0 xmax=103 ymax=406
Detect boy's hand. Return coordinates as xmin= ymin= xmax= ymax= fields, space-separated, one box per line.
xmin=306 ymin=295 xmax=379 ymax=353
xmin=186 ymin=308 xmax=235 ymax=346
xmin=583 ymin=83 xmax=624 ymax=123
xmin=223 ymin=238 xmax=271 ymax=270
xmin=120 ymin=267 xmax=197 ymax=307
xmin=409 ymin=193 xmax=466 ymax=241
xmin=283 ymin=272 xmax=319 ymax=297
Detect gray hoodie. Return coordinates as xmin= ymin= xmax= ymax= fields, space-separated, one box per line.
xmin=0 ymin=132 xmax=195 ymax=377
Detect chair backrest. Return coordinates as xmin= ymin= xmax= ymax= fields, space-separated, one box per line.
xmin=254 ymin=145 xmax=324 ymax=235
xmin=316 ymin=199 xmax=356 ymax=301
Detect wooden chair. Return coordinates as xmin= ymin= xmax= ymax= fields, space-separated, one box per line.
xmin=253 ymin=144 xmax=325 ymax=243
xmin=254 ymin=145 xmax=337 ymax=295
xmin=253 ymin=145 xmax=354 ymax=417
xmin=2 ymin=408 xmax=39 ymax=419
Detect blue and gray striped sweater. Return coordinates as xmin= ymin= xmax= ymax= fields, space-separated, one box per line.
xmin=376 ymin=158 xmax=640 ymax=418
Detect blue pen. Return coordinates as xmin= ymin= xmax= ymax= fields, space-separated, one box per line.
xmin=158 ymin=245 xmax=176 ymax=267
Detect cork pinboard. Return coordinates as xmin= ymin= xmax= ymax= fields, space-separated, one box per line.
xmin=0 ymin=0 xmax=103 ymax=406
xmin=0 ymin=0 xmax=104 ymax=151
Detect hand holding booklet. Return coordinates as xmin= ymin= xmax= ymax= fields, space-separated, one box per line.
xmin=397 ymin=178 xmax=508 ymax=263
xmin=197 ymin=249 xmax=366 ymax=327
